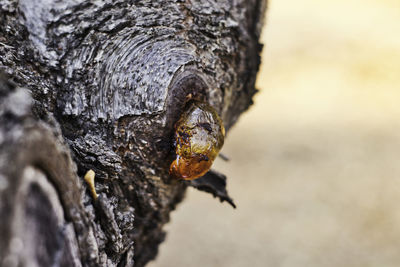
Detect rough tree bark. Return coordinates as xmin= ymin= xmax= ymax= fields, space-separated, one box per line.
xmin=0 ymin=0 xmax=266 ymax=266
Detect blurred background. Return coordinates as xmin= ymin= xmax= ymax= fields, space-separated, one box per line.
xmin=149 ymin=0 xmax=400 ymax=266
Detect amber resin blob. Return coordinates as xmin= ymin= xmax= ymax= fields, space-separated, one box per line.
xmin=169 ymin=100 xmax=225 ymax=180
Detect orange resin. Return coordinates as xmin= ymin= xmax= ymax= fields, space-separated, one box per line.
xmin=169 ymin=101 xmax=225 ymax=180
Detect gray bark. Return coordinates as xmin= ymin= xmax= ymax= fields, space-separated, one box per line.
xmin=0 ymin=0 xmax=266 ymax=266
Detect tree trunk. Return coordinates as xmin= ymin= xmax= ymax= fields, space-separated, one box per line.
xmin=0 ymin=0 xmax=266 ymax=266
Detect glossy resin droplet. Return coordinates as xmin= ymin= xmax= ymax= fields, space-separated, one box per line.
xmin=170 ymin=100 xmax=225 ymax=180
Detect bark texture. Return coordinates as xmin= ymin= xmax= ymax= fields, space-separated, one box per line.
xmin=0 ymin=0 xmax=266 ymax=266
